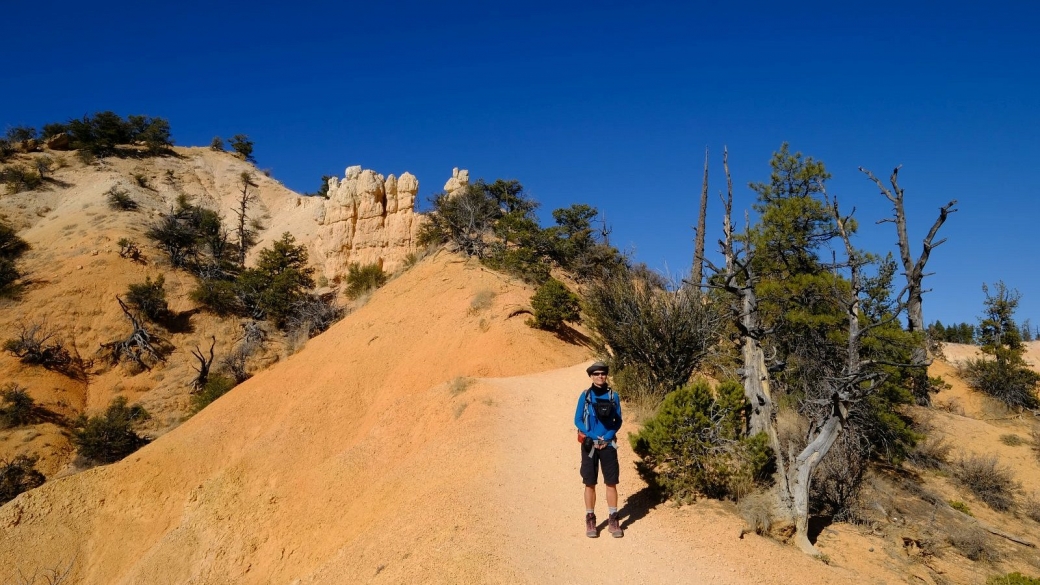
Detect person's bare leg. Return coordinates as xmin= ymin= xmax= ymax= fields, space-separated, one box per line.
xmin=584 ymin=485 xmax=597 ymax=510
xmin=606 ymin=484 xmax=623 ymax=537
xmin=606 ymin=484 xmax=618 ymax=509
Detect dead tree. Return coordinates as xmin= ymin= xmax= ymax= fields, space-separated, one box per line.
xmin=190 ymin=336 xmax=216 ymax=393
xmin=99 ymin=297 xmax=166 ymax=370
xmin=705 ymin=147 xmax=778 ymax=438
xmin=221 ymin=320 xmax=266 ymax=383
xmin=234 ymin=172 xmax=260 ymax=268
xmin=691 ymin=147 xmax=709 ymax=287
xmin=860 ymin=165 xmax=956 ymax=404
xmin=704 ymin=147 xmax=795 ymax=540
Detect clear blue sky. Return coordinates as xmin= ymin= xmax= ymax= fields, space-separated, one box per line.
xmin=3 ymin=1 xmax=1038 ymax=329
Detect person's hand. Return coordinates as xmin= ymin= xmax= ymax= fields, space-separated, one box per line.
xmin=595 ymin=440 xmax=608 ymax=449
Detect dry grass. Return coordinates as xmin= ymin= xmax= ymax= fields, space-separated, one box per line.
xmin=952 ymin=454 xmax=1019 ymax=511
xmin=453 ymin=402 xmax=468 ymax=419
xmin=933 ymin=397 xmax=965 ymax=416
xmin=468 ymin=289 xmax=496 ymax=314
xmin=909 ymin=433 xmax=953 ymax=470
xmin=449 ymin=377 xmax=473 ymax=397
xmin=947 ymin=526 xmax=999 ymax=562
xmin=1023 ymin=493 xmax=1040 ymax=524
xmin=1000 ymin=434 xmax=1026 ymax=447
xmin=737 ymin=491 xmax=774 ymax=536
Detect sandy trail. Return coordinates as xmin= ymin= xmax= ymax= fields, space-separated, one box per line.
xmin=485 ymin=364 xmax=873 ymax=585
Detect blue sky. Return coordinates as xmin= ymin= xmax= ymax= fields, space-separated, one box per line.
xmin=3 ymin=1 xmax=1038 ymax=329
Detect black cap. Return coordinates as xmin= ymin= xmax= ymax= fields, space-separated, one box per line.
xmin=586 ymin=361 xmax=609 ymax=375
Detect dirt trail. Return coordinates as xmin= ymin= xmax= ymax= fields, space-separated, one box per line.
xmin=485 ymin=364 xmax=882 ymax=585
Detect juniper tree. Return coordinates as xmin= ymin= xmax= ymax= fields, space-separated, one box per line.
xmin=706 ymin=145 xmax=918 ymax=554
xmin=962 ymin=282 xmax=1040 ymax=409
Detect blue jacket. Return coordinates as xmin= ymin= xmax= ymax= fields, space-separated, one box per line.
xmin=574 ymin=385 xmax=623 ymax=442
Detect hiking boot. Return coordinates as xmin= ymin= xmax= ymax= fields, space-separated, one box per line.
xmin=585 ymin=513 xmax=598 ymax=538
xmin=608 ymin=512 xmax=624 ymax=538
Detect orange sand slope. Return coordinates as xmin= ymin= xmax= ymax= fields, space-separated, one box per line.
xmin=0 ymin=252 xmax=883 ymax=585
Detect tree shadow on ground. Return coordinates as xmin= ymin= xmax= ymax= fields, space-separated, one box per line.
xmin=42 ymin=176 xmax=73 ymax=189
xmin=555 ymin=324 xmax=593 ymax=349
xmin=613 ymin=484 xmax=666 ymax=531
xmin=161 ymin=307 xmax=200 ymax=335
xmin=806 ymin=514 xmax=833 ymax=544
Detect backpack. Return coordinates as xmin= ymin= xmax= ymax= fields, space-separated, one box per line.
xmin=584 ymin=388 xmax=619 ymax=427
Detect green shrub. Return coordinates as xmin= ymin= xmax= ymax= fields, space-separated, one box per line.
xmin=988 ymin=574 xmax=1040 ymax=585
xmin=0 ymin=220 xmax=29 ymax=293
xmin=0 ymin=455 xmax=46 ymax=505
xmin=66 ymin=111 xmax=172 ymax=157
xmin=228 ymin=134 xmax=254 ymax=161
xmin=949 ymin=500 xmax=973 ymax=516
xmin=106 ymin=186 xmax=137 ymax=210
xmin=41 ymin=122 xmax=68 ymax=139
xmin=528 ymin=278 xmax=580 ymax=331
xmin=483 ymin=246 xmax=550 ymax=285
xmin=210 ymin=136 xmax=224 ymax=151
xmin=546 ymin=203 xmax=625 ymax=281
xmin=72 ymin=396 xmax=150 ymax=465
xmin=631 ymin=379 xmax=772 ymax=501
xmin=190 ymin=278 xmax=242 ymax=316
xmin=191 ymin=375 xmax=236 ymax=413
xmin=237 ymin=232 xmax=314 ymax=327
xmin=344 ymin=262 xmax=387 ymax=300
xmin=5 ymin=126 xmax=37 ymax=143
xmin=961 ymin=357 xmax=1040 ymax=410
xmin=0 ymin=383 xmax=37 ymax=428
xmin=117 ymin=238 xmax=142 ymax=261
xmin=2 ymin=165 xmax=43 ymax=193
xmin=961 ymin=282 xmax=1040 ymax=410
xmin=125 ymin=275 xmax=170 ymax=322
xmin=310 ymin=174 xmax=333 ymax=198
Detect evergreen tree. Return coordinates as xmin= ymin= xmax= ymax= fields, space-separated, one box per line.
xmin=962 ymin=282 xmax=1040 ymax=409
xmin=237 ymin=232 xmax=314 ymax=327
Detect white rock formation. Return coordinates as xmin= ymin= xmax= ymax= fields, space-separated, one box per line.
xmin=314 ymin=166 xmax=472 ymax=281
xmin=443 ymin=167 xmax=470 ymax=197
xmin=315 ymin=166 xmax=422 ymax=278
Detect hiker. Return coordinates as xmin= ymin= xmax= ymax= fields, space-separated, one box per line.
xmin=574 ymin=361 xmax=623 ymax=538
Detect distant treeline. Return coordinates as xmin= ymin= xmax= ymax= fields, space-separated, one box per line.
xmin=2 ymin=111 xmax=173 ymax=158
xmin=928 ymin=319 xmax=1035 ymax=344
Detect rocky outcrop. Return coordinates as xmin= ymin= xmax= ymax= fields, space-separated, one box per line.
xmin=314 ymin=166 xmax=473 ymax=280
xmin=443 ymin=167 xmax=469 ymax=197
xmin=314 ymin=166 xmax=423 ymax=277
xmin=45 ymin=133 xmax=69 ymax=150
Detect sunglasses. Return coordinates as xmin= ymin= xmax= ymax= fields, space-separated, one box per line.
xmin=591 ymin=372 xmax=608 ymax=376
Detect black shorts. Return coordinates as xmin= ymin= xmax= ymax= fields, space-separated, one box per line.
xmin=580 ymin=443 xmax=619 ymax=486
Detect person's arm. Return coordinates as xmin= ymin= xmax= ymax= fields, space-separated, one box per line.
xmin=574 ymin=393 xmax=586 ymax=432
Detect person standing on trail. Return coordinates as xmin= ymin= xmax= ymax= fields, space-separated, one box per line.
xmin=574 ymin=361 xmax=623 ymax=538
